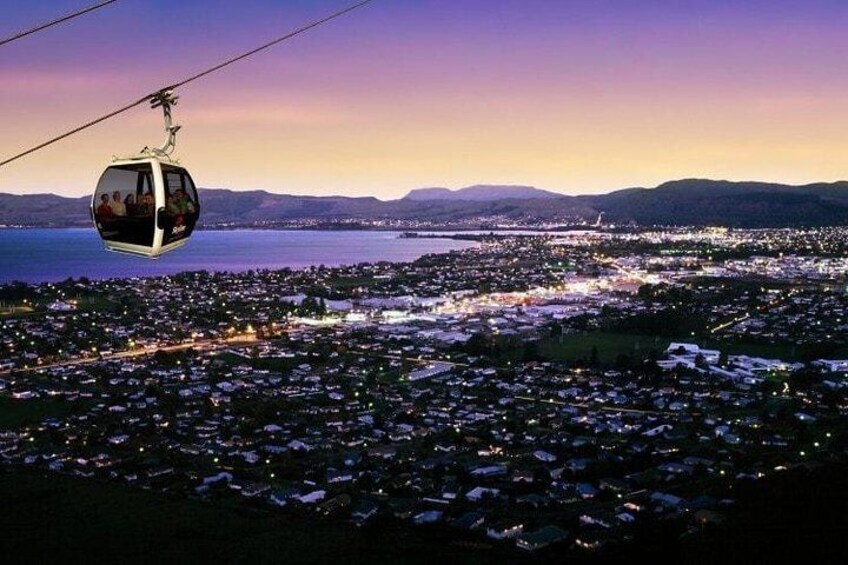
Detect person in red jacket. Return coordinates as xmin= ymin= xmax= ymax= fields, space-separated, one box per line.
xmin=96 ymin=194 xmax=114 ymax=219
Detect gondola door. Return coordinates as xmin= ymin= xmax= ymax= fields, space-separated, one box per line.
xmin=159 ymin=164 xmax=200 ymax=251
xmin=93 ymin=159 xmax=159 ymax=256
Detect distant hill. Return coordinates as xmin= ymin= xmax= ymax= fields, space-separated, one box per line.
xmin=576 ymin=179 xmax=848 ymax=227
xmin=3 ymin=179 xmax=848 ymax=228
xmin=0 ymin=193 xmax=90 ymax=227
xmin=404 ymin=185 xmax=564 ymax=202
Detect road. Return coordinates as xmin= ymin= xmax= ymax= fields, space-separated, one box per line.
xmin=709 ymin=289 xmax=797 ymax=334
xmin=348 ymin=349 xmax=469 ymax=369
xmin=514 ymin=395 xmax=699 ymax=417
xmin=0 ymin=334 xmax=257 ymax=376
xmin=2 ymin=335 xmax=467 ymax=378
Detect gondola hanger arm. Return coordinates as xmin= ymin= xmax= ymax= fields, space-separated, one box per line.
xmin=142 ymin=89 xmax=181 ymax=159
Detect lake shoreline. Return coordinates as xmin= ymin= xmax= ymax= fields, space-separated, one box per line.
xmin=0 ymin=230 xmax=479 ymax=285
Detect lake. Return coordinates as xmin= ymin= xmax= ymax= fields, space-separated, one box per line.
xmin=0 ymin=229 xmax=478 ymax=284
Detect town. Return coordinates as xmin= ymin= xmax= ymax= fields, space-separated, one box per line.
xmin=1 ymin=227 xmax=846 ymax=560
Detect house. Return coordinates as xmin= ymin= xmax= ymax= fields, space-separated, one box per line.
xmin=576 ymin=483 xmax=598 ymax=499
xmin=813 ymin=359 xmax=848 ymax=373
xmin=512 ymin=469 xmax=535 ymax=483
xmin=516 ymin=493 xmax=548 ymax=508
xmin=286 ymin=439 xmax=313 ymax=452
xmin=388 ymin=498 xmax=417 ymax=519
xmin=643 ymin=424 xmax=673 ymax=438
xmin=344 ymin=452 xmax=363 ymax=467
xmin=269 ymin=489 xmax=299 ymax=507
xmin=413 ymin=510 xmax=443 ymax=525
xmin=367 ymin=445 xmax=398 ymax=460
xmin=694 ymin=509 xmax=725 ymax=526
xmin=466 ymin=486 xmax=500 ymax=502
xmin=599 ymin=477 xmax=628 ymax=492
xmin=575 ymin=530 xmax=614 ymax=551
xmin=487 ymin=520 xmax=524 ymax=540
xmin=295 ymin=490 xmax=326 ymax=504
xmin=351 ymin=501 xmax=379 ymax=526
xmin=241 ymin=482 xmax=271 ymax=498
xmin=470 ymin=465 xmax=508 ymax=478
xmin=665 ymin=342 xmax=721 ymax=367
xmin=580 ymin=511 xmax=617 ymax=529
xmin=651 ymin=491 xmax=684 ymax=508
xmin=408 ymin=362 xmax=453 ymax=382
xmin=516 ymin=526 xmax=569 ymax=551
xmin=452 ymin=511 xmax=485 ymax=530
xmin=318 ymin=494 xmax=351 ymax=516
xmin=202 ymin=472 xmax=233 ymax=489
xmin=533 ymin=449 xmax=557 ymax=462
xmin=658 ymin=462 xmax=694 ymax=476
xmin=327 ymin=468 xmax=354 ymax=483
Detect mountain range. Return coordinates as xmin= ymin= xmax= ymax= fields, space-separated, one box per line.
xmin=403 ymin=185 xmax=563 ymax=201
xmin=3 ymin=179 xmax=848 ymax=228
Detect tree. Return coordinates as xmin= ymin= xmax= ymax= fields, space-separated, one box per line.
xmin=615 ymin=353 xmax=632 ymax=370
xmin=465 ymin=333 xmax=490 ymax=356
xmin=522 ymin=341 xmax=540 ymax=362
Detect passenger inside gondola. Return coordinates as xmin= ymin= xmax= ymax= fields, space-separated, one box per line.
xmin=166 ymin=189 xmax=195 ymax=217
xmin=96 ymin=194 xmax=113 ymax=218
xmin=124 ymin=193 xmax=137 ymax=216
xmin=138 ymin=192 xmax=154 ymax=216
xmin=160 ymin=165 xmax=199 ymax=244
xmin=111 ymin=191 xmax=126 ymax=216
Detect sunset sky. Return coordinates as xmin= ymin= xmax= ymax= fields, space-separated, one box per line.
xmin=1 ymin=0 xmax=848 ymax=198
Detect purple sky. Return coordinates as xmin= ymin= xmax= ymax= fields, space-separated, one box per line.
xmin=2 ymin=0 xmax=848 ymax=198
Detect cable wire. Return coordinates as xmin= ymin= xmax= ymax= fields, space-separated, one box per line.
xmin=0 ymin=0 xmax=119 ymax=48
xmin=168 ymin=0 xmax=374 ymax=91
xmin=0 ymin=0 xmax=375 ymax=168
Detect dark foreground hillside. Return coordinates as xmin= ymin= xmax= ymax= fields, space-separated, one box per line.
xmin=1 ymin=464 xmax=845 ymax=564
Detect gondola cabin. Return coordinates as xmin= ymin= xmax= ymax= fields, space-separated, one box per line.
xmin=92 ymin=156 xmax=199 ymax=258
